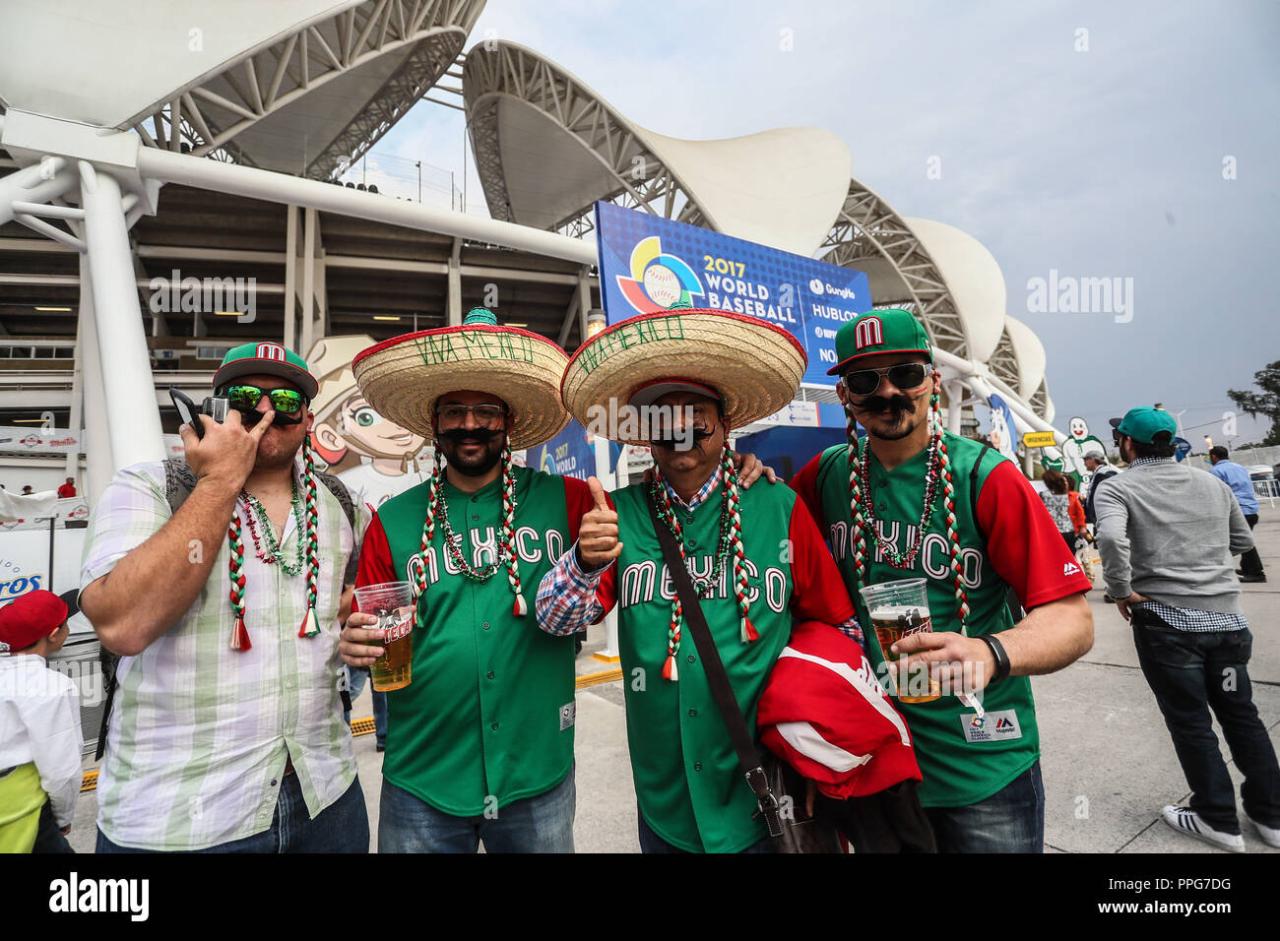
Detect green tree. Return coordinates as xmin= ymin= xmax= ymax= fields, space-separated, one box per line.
xmin=1228 ymin=360 xmax=1280 ymax=446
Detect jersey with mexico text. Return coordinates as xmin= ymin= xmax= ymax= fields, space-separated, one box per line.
xmin=357 ymin=465 xmax=594 ymax=816
xmin=791 ymin=434 xmax=1091 ymax=808
xmin=594 ymin=479 xmax=856 ymax=853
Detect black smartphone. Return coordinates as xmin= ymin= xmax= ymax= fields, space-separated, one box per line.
xmin=170 ymin=388 xmax=203 ymax=438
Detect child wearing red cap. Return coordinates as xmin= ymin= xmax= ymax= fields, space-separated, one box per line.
xmin=0 ymin=589 xmax=82 ymax=853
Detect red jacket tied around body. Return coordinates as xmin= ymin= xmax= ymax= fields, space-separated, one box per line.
xmin=757 ymin=619 xmax=922 ymax=800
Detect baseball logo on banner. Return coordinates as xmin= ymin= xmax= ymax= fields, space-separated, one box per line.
xmin=595 ymin=202 xmax=872 ymax=387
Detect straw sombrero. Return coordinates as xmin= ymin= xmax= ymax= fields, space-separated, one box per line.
xmin=352 ymin=308 xmax=570 ymax=450
xmin=561 ymin=307 xmax=806 ymax=444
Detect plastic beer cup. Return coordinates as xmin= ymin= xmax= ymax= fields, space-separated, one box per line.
xmin=858 ymin=577 xmax=940 ymax=703
xmin=354 ymin=581 xmax=415 ymax=692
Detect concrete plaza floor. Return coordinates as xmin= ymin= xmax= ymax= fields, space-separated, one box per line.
xmin=67 ymin=506 xmax=1279 ymax=854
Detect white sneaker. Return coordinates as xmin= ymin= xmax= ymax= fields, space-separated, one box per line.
xmin=1245 ymin=813 xmax=1280 ymax=849
xmin=1161 ymin=805 xmax=1244 ymax=852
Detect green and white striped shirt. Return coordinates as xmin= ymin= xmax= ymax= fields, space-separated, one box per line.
xmin=81 ymin=461 xmax=369 ymax=851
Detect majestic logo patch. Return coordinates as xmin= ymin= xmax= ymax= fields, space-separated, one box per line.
xmin=853 ymin=316 xmax=883 ymax=351
xmin=960 ymin=709 xmax=1023 ymax=743
xmin=1064 ymin=562 xmax=1081 ymax=576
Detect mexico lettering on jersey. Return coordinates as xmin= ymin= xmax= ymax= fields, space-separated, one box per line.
xmin=356 ymin=465 xmax=593 ymax=818
xmin=592 ymin=477 xmax=855 ymax=854
xmin=791 ymin=433 xmax=1091 ymax=809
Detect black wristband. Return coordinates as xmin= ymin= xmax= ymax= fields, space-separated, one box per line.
xmin=980 ymin=634 xmax=1011 ymax=684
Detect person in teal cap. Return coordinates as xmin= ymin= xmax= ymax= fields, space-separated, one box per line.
xmin=1096 ymin=406 xmax=1279 ymax=852
xmin=791 ymin=308 xmax=1095 ymax=852
xmin=80 ymin=340 xmax=372 ymax=853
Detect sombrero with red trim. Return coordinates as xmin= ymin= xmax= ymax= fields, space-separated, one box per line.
xmin=352 ymin=308 xmax=570 ymax=450
xmin=560 ymin=306 xmax=807 ymax=445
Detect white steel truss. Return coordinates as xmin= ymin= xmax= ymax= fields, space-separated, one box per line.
xmin=127 ymin=0 xmax=483 ymax=179
xmin=463 ymin=43 xmax=707 ymax=235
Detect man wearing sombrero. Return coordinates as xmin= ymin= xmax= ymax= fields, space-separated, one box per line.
xmin=80 ymin=341 xmax=371 ymax=853
xmin=337 ymin=308 xmax=588 ymax=852
xmin=536 ymin=306 xmax=862 ymax=854
xmin=790 ymin=308 xmax=1094 ymax=852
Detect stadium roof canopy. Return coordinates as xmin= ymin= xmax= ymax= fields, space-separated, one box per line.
xmin=0 ymin=0 xmax=483 ymax=178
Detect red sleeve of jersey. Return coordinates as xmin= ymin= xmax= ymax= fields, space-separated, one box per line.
xmin=789 ymin=451 xmax=826 ymax=528
xmin=561 ymin=476 xmax=616 ymax=543
xmin=787 ymin=494 xmax=857 ymax=625
xmin=594 ymin=560 xmax=618 ymax=615
xmin=975 ymin=461 xmax=1093 ymax=609
xmin=353 ymin=513 xmax=397 ymax=610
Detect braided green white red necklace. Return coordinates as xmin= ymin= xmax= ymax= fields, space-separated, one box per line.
xmin=846 ymin=392 xmax=971 ymax=631
xmin=225 ymin=437 xmax=322 ymax=651
xmin=650 ymin=448 xmax=757 ymax=683
xmin=406 ymin=444 xmax=527 ymax=630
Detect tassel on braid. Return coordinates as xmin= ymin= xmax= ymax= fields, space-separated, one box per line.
xmin=296 ymin=437 xmax=322 ymax=638
xmin=932 ymin=393 xmax=970 ymax=632
xmin=498 ymin=444 xmax=527 ymax=616
xmin=721 ymin=448 xmax=757 ymax=643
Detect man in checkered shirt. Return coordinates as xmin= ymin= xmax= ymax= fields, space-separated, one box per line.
xmin=1096 ymin=405 xmax=1279 ymax=853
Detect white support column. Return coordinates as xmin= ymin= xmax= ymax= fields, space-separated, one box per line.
xmin=79 ymin=161 xmax=164 ymax=471
xmin=284 ymin=204 xmax=298 ymax=351
xmin=65 ymin=330 xmax=84 ymax=487
xmin=78 ymin=253 xmax=115 ymax=503
xmin=593 ymin=433 xmax=620 ymax=663
xmin=300 ymin=206 xmax=316 ymax=353
xmin=576 ymin=269 xmax=592 ymax=343
xmin=447 ymin=238 xmax=462 ymax=325
xmin=944 ymin=380 xmax=965 ymax=435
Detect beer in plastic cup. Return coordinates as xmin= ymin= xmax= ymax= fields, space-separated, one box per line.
xmin=858 ymin=577 xmax=940 ymax=704
xmin=354 ymin=581 xmax=414 ymax=692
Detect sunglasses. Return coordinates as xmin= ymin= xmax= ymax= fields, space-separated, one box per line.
xmin=841 ymin=363 xmax=933 ymax=397
xmin=223 ymin=384 xmax=307 ymax=415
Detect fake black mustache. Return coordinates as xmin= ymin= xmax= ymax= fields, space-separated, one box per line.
xmin=438 ymin=427 xmax=503 ymax=445
xmin=650 ymin=428 xmax=715 ymax=450
xmin=857 ymin=394 xmax=915 ymax=414
xmin=238 ymin=409 xmax=304 ymax=428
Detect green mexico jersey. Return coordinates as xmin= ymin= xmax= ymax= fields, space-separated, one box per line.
xmin=805 ymin=434 xmax=1040 ymax=808
xmin=369 ymin=465 xmax=580 ymax=816
xmin=608 ymin=479 xmax=801 ymax=853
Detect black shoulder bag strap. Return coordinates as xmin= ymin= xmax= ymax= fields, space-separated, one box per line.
xmin=646 ymin=493 xmax=783 ymax=839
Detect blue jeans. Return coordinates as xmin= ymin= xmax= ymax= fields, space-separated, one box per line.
xmin=1131 ymin=619 xmax=1280 ymax=832
xmin=636 ymin=810 xmax=773 ymax=854
xmin=96 ymin=774 xmax=369 ymax=853
xmin=378 ymin=770 xmax=575 ymax=853
xmin=924 ymin=761 xmax=1044 ymax=853
xmin=343 ymin=667 xmax=388 ymax=748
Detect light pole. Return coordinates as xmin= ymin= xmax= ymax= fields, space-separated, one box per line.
xmin=416 ymin=160 xmax=422 ymax=204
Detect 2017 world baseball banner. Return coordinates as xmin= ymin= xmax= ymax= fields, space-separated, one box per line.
xmin=594 ymin=201 xmax=873 ymax=388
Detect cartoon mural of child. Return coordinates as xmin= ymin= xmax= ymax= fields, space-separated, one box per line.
xmin=307 ymin=335 xmax=431 ymax=510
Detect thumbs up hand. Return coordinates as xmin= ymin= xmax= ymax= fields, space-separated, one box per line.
xmin=577 ymin=476 xmax=622 ymax=571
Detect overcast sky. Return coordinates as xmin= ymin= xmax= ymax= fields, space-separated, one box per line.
xmin=353 ymin=0 xmax=1280 ymax=450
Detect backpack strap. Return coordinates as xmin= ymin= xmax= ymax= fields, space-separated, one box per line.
xmin=969 ymin=443 xmax=993 ymax=522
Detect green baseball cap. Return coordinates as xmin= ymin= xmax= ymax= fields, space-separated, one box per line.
xmin=1111 ymin=406 xmax=1177 ymax=444
xmin=828 ymin=308 xmax=932 ymax=375
xmin=213 ymin=341 xmax=319 ymax=399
